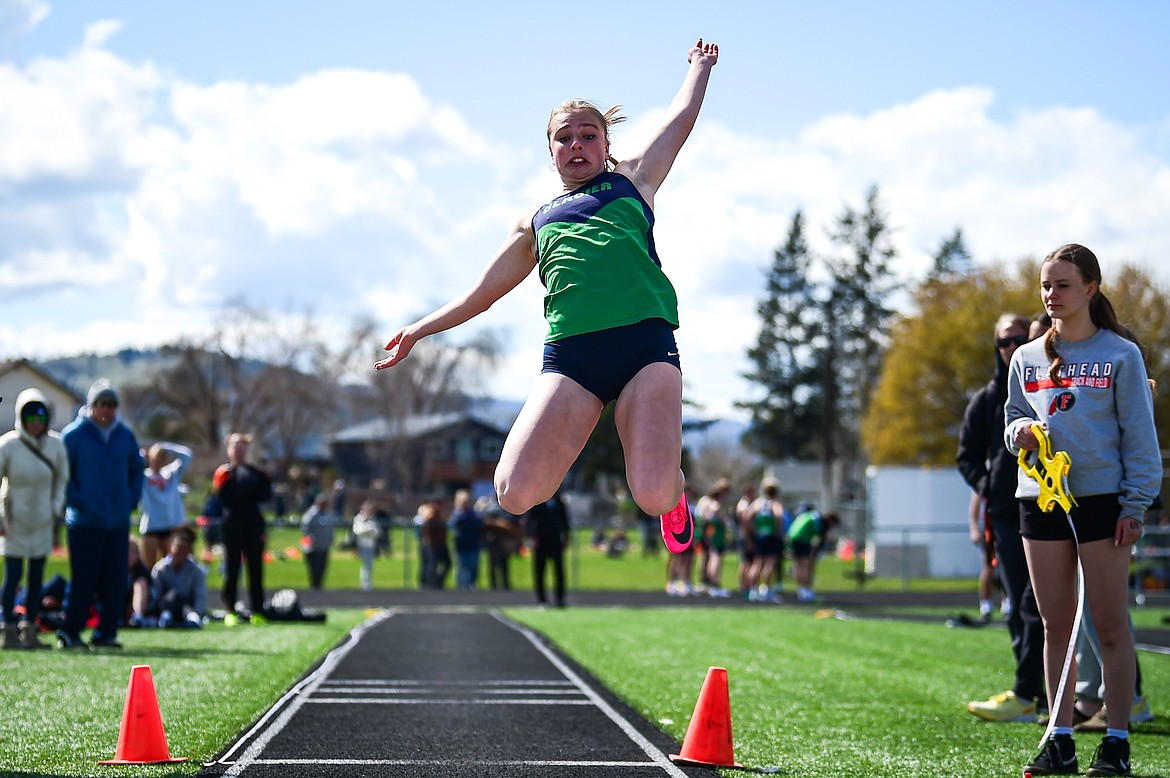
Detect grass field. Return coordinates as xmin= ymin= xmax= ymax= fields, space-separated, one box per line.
xmin=509 ymin=607 xmax=1170 ymax=777
xmin=0 ymin=609 xmax=370 ymax=776
xmin=40 ymin=525 xmax=984 ymax=596
xmin=2 ymin=604 xmax=1167 ymax=777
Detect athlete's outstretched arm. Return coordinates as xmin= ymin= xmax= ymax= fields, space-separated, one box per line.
xmin=375 ymin=216 xmax=537 ymax=370
xmin=619 ymin=38 xmax=718 ymax=200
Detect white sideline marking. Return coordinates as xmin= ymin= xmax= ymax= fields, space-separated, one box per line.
xmin=219 ymin=609 xmax=689 ymax=777
xmin=314 ymin=685 xmax=582 ymax=694
xmin=218 ymin=609 xmax=396 ymax=776
xmin=325 ymin=678 xmax=574 ymax=686
xmin=308 ymin=697 xmax=594 ymax=705
xmin=493 ymin=612 xmax=691 ymax=778
xmin=251 ymin=758 xmax=659 ymax=767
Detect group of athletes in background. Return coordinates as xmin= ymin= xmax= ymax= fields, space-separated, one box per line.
xmin=664 ymin=478 xmax=838 ymax=603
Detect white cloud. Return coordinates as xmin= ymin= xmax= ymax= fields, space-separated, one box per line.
xmin=1 ymin=32 xmax=1168 ymax=423
xmin=81 ymin=18 xmax=120 ymax=48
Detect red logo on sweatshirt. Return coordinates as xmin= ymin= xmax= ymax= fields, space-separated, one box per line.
xmin=1048 ymin=391 xmax=1077 ymax=415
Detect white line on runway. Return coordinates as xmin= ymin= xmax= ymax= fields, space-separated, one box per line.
xmin=250 ymin=758 xmax=661 ymax=767
xmin=217 ymin=609 xmax=396 ymax=776
xmin=324 ymin=678 xmax=575 ymax=686
xmin=218 ymin=609 xmax=691 ymax=777
xmin=313 ymin=687 xmax=586 ymax=695
xmin=308 ymin=697 xmax=594 ymax=704
xmin=494 ymin=612 xmax=692 ymax=778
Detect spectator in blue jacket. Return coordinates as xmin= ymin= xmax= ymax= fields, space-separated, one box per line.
xmin=59 ymin=380 xmax=144 ymax=649
xmin=450 ymin=489 xmax=483 ymax=590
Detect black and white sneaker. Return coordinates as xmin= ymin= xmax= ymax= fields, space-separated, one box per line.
xmin=1086 ymin=736 xmax=1131 ymax=777
xmin=1023 ymin=733 xmax=1078 ymax=776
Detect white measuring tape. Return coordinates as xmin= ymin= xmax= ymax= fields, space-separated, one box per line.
xmin=1035 ymin=521 xmax=1085 ymax=748
xmin=1017 ymin=423 xmax=1084 ymax=748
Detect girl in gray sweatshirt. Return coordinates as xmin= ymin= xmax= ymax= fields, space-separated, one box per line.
xmin=1004 ymin=243 xmax=1161 ymax=778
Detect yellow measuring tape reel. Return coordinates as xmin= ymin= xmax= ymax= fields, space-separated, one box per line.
xmin=1017 ymin=422 xmax=1078 ymax=514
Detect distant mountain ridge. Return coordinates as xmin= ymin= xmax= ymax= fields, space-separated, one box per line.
xmin=37 ymin=349 xmax=747 ymax=454
xmin=42 ymin=348 xmax=183 ymax=396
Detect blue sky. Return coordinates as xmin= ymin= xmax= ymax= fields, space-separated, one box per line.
xmin=3 ymin=0 xmax=1169 ymax=420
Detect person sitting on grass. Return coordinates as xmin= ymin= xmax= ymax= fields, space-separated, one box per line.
xmin=150 ymin=525 xmax=208 ymax=628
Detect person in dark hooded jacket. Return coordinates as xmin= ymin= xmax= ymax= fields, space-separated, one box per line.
xmin=958 ymin=313 xmax=1045 ymax=722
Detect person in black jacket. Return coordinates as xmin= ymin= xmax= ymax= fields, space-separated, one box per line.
xmin=958 ymin=313 xmax=1046 ymax=722
xmin=526 ymin=489 xmax=571 ymax=607
xmin=212 ymin=433 xmax=272 ymax=625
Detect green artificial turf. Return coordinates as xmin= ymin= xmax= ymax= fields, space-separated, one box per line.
xmin=1 ymin=604 xmax=1167 ymax=777
xmin=40 ymin=525 xmax=985 ymax=595
xmin=509 ymin=607 xmax=1170 ymax=777
xmin=0 ymin=609 xmax=368 ymax=776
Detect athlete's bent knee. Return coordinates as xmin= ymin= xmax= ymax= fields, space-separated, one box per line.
xmin=495 ymin=477 xmax=538 ymax=516
xmin=630 ymin=485 xmax=679 ymax=517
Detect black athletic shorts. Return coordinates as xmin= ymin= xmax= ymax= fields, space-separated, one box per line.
xmin=542 ymin=318 xmax=681 ymax=406
xmin=1019 ymin=492 xmax=1120 ymax=543
xmin=755 ymin=534 xmax=784 ymax=558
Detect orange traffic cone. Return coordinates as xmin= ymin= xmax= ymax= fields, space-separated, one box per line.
xmin=99 ymin=665 xmax=187 ymax=765
xmin=669 ymin=666 xmax=744 ymax=768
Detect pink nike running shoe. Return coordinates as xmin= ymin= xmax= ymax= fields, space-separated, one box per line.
xmin=660 ymin=494 xmax=694 ymax=554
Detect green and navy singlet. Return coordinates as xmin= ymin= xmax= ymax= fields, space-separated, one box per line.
xmin=532 ymin=171 xmax=679 ymax=342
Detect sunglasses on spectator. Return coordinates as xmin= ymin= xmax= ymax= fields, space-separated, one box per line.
xmin=95 ymin=400 xmax=118 ymax=408
xmin=995 ymin=334 xmax=1029 ymax=349
xmin=21 ymin=409 xmax=49 ymax=421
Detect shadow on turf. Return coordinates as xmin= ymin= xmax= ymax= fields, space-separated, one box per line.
xmin=1134 ymin=721 xmax=1170 ymax=738
xmin=89 ymin=646 xmax=272 ymax=659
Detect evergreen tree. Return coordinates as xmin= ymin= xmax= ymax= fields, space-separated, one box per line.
xmin=824 ymin=185 xmax=899 ymax=490
xmin=826 ymin=185 xmax=898 ymax=423
xmin=928 ymin=227 xmax=974 ymax=281
xmin=737 ymin=211 xmax=823 ymax=460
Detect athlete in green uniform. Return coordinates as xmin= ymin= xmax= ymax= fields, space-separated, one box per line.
xmin=375 ymin=39 xmax=719 ymax=554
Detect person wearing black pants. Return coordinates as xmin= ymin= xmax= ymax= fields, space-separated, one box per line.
xmin=213 ymin=433 xmax=272 ymax=625
xmin=526 ymin=490 xmax=570 ymax=608
xmin=958 ymin=313 xmax=1046 ymax=721
xmin=59 ymin=381 xmax=144 ymax=650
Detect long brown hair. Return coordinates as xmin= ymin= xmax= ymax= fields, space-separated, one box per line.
xmin=1041 ymin=243 xmax=1126 ymax=382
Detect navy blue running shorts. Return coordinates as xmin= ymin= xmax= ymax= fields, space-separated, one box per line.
xmin=790 ymin=540 xmax=814 ymax=559
xmin=1019 ymin=492 xmax=1120 ymax=543
xmin=541 ymin=318 xmax=682 ymax=406
xmin=755 ymin=534 xmax=784 ymax=558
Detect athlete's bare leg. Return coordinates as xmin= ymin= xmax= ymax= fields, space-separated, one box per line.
xmin=494 ymin=373 xmax=602 ymax=515
xmin=614 ymin=362 xmax=684 ymax=516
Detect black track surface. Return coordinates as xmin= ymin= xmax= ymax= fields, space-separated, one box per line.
xmin=198 ymin=589 xmax=1169 ymax=777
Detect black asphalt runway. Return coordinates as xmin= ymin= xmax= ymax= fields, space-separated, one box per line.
xmin=199 ymin=606 xmax=725 ymax=778
xmin=198 ymin=589 xmax=1169 ymax=778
